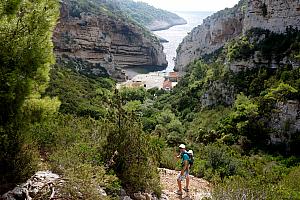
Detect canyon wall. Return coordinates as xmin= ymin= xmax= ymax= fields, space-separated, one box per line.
xmin=175 ymin=0 xmax=300 ymax=71
xmin=53 ymin=1 xmax=167 ymax=80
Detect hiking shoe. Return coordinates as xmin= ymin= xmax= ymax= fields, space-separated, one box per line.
xmin=183 ymin=187 xmax=189 ymax=192
xmin=174 ymin=190 xmax=183 ymax=195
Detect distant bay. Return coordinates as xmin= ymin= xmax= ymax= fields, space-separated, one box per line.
xmin=154 ymin=11 xmax=213 ymax=72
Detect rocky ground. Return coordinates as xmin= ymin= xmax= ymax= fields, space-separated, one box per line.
xmin=1 ymin=169 xmax=211 ymax=200
xmin=159 ymin=168 xmax=211 ymax=200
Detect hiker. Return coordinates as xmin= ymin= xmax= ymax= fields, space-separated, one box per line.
xmin=175 ymin=144 xmax=190 ymax=195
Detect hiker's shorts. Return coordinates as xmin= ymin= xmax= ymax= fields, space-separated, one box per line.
xmin=177 ymin=170 xmax=189 ymax=181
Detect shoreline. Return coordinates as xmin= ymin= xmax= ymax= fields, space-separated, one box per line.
xmin=147 ymin=19 xmax=187 ymax=32
xmin=149 ymin=21 xmax=187 ymax=32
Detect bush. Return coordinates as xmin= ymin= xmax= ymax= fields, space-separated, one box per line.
xmin=212 ymin=176 xmax=278 ymax=200
xmin=160 ymin=147 xmax=179 ymax=170
xmin=278 ymin=166 xmax=300 ymax=199
xmin=105 ymin=103 xmax=161 ymax=196
xmin=57 ymin=164 xmax=119 ymax=200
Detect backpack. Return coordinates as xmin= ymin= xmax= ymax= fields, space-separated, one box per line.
xmin=181 ymin=151 xmax=194 ymax=168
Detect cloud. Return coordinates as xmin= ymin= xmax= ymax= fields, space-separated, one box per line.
xmin=134 ymin=0 xmax=240 ymax=11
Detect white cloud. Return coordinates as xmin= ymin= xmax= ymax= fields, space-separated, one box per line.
xmin=134 ymin=0 xmax=240 ymax=11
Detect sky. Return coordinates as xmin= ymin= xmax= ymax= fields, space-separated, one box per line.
xmin=134 ymin=0 xmax=240 ymax=12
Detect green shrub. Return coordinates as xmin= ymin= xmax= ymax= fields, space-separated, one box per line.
xmin=56 ymin=164 xmax=119 ymax=200
xmin=277 ymin=166 xmax=300 ymax=199
xmin=0 ymin=0 xmax=59 ymax=192
xmin=105 ymin=103 xmax=161 ymax=196
xmin=160 ymin=147 xmax=179 ymax=170
xmin=212 ymin=176 xmax=278 ymax=200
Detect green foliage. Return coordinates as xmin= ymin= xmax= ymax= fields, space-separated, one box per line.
xmin=159 ymin=147 xmax=179 ymax=170
xmin=192 ymin=144 xmax=241 ymax=180
xmin=105 ymin=95 xmax=161 ymax=195
xmin=57 ymin=164 xmax=118 ymax=200
xmin=218 ymin=93 xmax=270 ymax=150
xmin=29 ymin=114 xmax=120 ymax=198
xmin=227 ymin=36 xmax=255 ymax=61
xmin=46 ymin=65 xmax=115 ymax=119
xmin=186 ymin=107 xmax=231 ymax=144
xmin=0 ymin=0 xmax=59 ymax=124
xmin=212 ymin=176 xmax=278 ymax=200
xmin=264 ymin=82 xmax=298 ymax=102
xmin=0 ymin=0 xmax=59 ymax=191
xmin=226 ymin=27 xmax=300 ymax=62
xmin=113 ymin=0 xmax=185 ymax=28
xmin=212 ymin=165 xmax=300 ymax=200
xmin=119 ymin=87 xmax=147 ymax=103
xmin=278 ymin=166 xmax=300 ymax=198
xmin=153 ymin=109 xmax=185 ymax=146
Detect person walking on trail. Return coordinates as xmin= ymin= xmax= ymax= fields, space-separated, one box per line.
xmin=175 ymin=144 xmax=190 ymax=195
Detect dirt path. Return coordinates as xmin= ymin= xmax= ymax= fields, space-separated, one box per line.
xmin=159 ymin=168 xmax=211 ymax=200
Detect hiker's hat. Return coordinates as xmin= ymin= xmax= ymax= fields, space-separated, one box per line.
xmin=179 ymin=144 xmax=186 ymax=149
xmin=188 ymin=150 xmax=193 ymax=155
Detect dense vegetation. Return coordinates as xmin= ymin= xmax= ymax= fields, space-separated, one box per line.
xmin=138 ymin=27 xmax=300 ymax=199
xmin=0 ymin=0 xmax=160 ymax=198
xmin=68 ymin=0 xmax=185 ymax=29
xmin=1 ymin=0 xmax=300 ymax=199
xmin=113 ymin=0 xmax=185 ymax=28
xmin=0 ymin=0 xmax=60 ymax=193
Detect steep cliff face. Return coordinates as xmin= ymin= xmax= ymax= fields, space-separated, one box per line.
xmin=175 ymin=0 xmax=300 ymax=71
xmin=53 ymin=1 xmax=167 ymax=80
xmin=270 ymin=100 xmax=300 ymax=148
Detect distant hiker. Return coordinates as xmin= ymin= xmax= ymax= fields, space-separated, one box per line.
xmin=175 ymin=144 xmax=190 ymax=195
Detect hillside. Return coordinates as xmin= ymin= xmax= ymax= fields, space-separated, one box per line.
xmin=1 ymin=0 xmax=300 ymax=199
xmin=175 ymin=0 xmax=300 ymax=71
xmin=113 ymin=0 xmax=187 ymax=31
xmin=53 ymin=0 xmax=168 ymax=81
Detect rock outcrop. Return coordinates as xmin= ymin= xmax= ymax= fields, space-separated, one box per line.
xmin=270 ymin=100 xmax=300 ymax=150
xmin=1 ymin=171 xmax=63 ymax=200
xmin=175 ymin=0 xmax=300 ymax=71
xmin=53 ymin=1 xmax=167 ymax=81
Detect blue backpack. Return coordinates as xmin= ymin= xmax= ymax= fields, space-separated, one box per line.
xmin=181 ymin=152 xmax=194 ymax=168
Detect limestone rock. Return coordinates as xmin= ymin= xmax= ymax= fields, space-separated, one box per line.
xmin=134 ymin=192 xmax=147 ymax=200
xmin=122 ymin=196 xmax=133 ymax=200
xmin=159 ymin=193 xmax=169 ymax=200
xmin=1 ymin=171 xmax=61 ymax=200
xmin=175 ymin=0 xmax=300 ymax=71
xmin=53 ymin=1 xmax=167 ymax=81
xmin=270 ymin=100 xmax=300 ymax=149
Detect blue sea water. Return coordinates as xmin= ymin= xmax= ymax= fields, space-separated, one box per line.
xmin=153 ymin=11 xmax=213 ymax=72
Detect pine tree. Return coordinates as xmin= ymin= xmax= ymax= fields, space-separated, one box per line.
xmin=105 ymin=91 xmax=161 ymax=195
xmin=0 ymin=0 xmax=59 ymax=192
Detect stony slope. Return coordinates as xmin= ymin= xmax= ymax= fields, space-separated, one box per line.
xmin=175 ymin=0 xmax=300 ymax=71
xmin=53 ymin=0 xmax=167 ymax=81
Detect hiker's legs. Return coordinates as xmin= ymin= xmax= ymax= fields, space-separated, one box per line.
xmin=177 ymin=178 xmax=182 ymax=192
xmin=177 ymin=173 xmax=183 ymax=193
xmin=186 ymin=174 xmax=190 ymax=190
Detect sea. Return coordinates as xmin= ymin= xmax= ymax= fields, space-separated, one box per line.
xmin=154 ymin=11 xmax=213 ymax=72
xmin=124 ymin=11 xmax=213 ymax=79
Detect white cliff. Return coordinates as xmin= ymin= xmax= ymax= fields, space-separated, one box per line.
xmin=175 ymin=0 xmax=300 ymax=71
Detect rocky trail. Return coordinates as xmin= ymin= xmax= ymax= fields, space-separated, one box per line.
xmin=1 ymin=169 xmax=211 ymax=200
xmin=159 ymin=168 xmax=211 ymax=200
